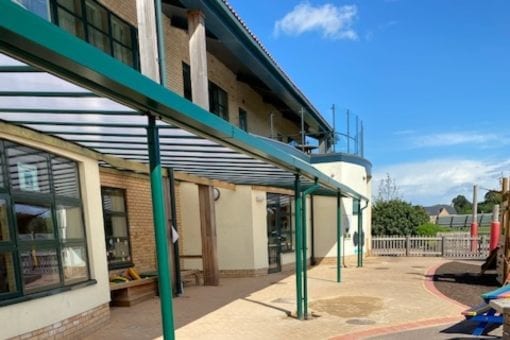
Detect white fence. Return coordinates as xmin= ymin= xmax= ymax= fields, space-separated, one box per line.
xmin=371 ymin=235 xmax=490 ymax=258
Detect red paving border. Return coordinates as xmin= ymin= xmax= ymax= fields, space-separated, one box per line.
xmin=330 ymin=316 xmax=463 ymax=340
xmin=330 ymin=260 xmax=467 ymax=340
xmin=422 ymin=260 xmax=470 ymax=310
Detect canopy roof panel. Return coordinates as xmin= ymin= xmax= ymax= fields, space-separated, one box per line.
xmin=0 ymin=1 xmax=367 ymax=200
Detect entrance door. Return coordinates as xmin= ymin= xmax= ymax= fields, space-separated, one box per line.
xmin=267 ymin=193 xmax=282 ymax=273
xmin=267 ymin=193 xmax=293 ymax=273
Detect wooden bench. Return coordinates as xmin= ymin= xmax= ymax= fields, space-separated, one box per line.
xmin=110 ymin=277 xmax=157 ymax=307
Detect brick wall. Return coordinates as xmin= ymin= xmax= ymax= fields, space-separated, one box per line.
xmin=9 ymin=303 xmax=110 ymax=340
xmin=99 ymin=0 xmax=137 ymax=26
xmin=95 ymin=1 xmax=301 ymax=140
xmin=162 ymin=18 xmax=301 ymax=140
xmin=100 ymin=169 xmax=156 ymax=273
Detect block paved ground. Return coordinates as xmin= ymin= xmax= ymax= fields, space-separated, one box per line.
xmin=85 ymin=257 xmax=479 ymax=340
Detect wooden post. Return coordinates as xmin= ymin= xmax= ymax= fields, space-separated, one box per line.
xmin=198 ymin=185 xmax=219 ymax=286
xmin=471 ymin=185 xmax=479 ymax=252
xmin=135 ymin=0 xmax=160 ymax=82
xmin=441 ymin=236 xmax=446 ymax=257
xmin=503 ymin=178 xmax=510 ymax=283
xmin=188 ymin=10 xmax=209 ymax=110
xmin=405 ymin=236 xmax=410 ymax=256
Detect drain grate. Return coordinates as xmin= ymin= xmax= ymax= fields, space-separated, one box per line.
xmin=346 ymin=318 xmax=376 ymax=325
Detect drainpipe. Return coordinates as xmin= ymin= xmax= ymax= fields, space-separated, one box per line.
xmin=310 ymin=195 xmax=316 ymax=266
xmin=337 ymin=191 xmax=342 ymax=282
xmin=357 ymin=199 xmax=369 ymax=268
xmin=154 ymin=0 xmax=167 ymax=86
xmin=167 ymin=168 xmax=183 ymax=295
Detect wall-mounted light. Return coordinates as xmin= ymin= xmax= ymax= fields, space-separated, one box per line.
xmin=213 ymin=187 xmax=221 ymax=201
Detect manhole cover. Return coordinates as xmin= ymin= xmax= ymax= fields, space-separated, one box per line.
xmin=310 ymin=296 xmax=383 ymax=318
xmin=346 ymin=318 xmax=376 ymax=325
xmin=374 ymin=267 xmax=389 ymax=270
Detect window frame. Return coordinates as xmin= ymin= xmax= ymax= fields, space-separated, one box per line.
xmin=208 ymin=81 xmax=229 ymax=121
xmin=101 ymin=186 xmax=134 ymax=270
xmin=0 ymin=139 xmax=92 ymax=306
xmin=267 ymin=193 xmax=294 ymax=253
xmin=50 ymin=0 xmax=140 ymax=70
xmin=238 ymin=108 xmax=248 ymax=132
xmin=182 ymin=62 xmax=192 ymax=101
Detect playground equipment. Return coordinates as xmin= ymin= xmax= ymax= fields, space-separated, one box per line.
xmin=497 ymin=178 xmax=510 ymax=284
xmin=462 ymin=285 xmax=510 ymax=336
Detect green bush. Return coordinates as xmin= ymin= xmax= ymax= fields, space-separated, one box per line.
xmin=416 ymin=223 xmax=449 ymax=236
xmin=371 ymin=200 xmax=429 ymax=236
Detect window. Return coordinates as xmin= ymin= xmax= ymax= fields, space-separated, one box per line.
xmin=182 ymin=62 xmax=192 ymax=101
xmin=51 ymin=0 xmax=139 ymax=69
xmin=238 ymin=108 xmax=248 ymax=132
xmin=101 ymin=187 xmax=132 ymax=269
xmin=0 ymin=139 xmax=90 ymax=303
xmin=353 ymin=198 xmax=359 ymax=215
xmin=13 ymin=0 xmax=51 ymax=20
xmin=267 ymin=193 xmax=294 ymax=252
xmin=208 ymin=81 xmax=229 ymax=121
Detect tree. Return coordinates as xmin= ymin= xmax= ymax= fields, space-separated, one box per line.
xmin=479 ymin=190 xmax=502 ymax=213
xmin=371 ymin=200 xmax=429 ymax=236
xmin=452 ymin=195 xmax=472 ymax=214
xmin=376 ymin=173 xmax=400 ymax=202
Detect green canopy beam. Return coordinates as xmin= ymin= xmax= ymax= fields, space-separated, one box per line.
xmin=0 ymin=0 xmax=368 ymax=201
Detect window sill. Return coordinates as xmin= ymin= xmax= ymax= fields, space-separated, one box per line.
xmin=0 ymin=279 xmax=97 ymax=307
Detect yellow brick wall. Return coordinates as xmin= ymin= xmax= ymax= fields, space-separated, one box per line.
xmin=100 ymin=169 xmax=156 ymax=273
xmin=162 ymin=21 xmax=301 ymax=140
xmin=99 ymin=0 xmax=137 ymax=26
xmin=95 ymin=2 xmax=301 ymax=140
xmin=9 ymin=303 xmax=110 ymax=340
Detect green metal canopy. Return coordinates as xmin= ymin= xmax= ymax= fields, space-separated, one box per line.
xmin=0 ymin=0 xmax=367 ymax=201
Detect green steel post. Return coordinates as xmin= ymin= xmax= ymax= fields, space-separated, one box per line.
xmin=148 ymin=115 xmax=175 ymax=339
xmin=337 ymin=192 xmax=342 ymax=282
xmin=301 ymin=189 xmax=308 ymax=319
xmin=357 ymin=199 xmax=362 ymax=268
xmin=294 ymin=175 xmax=303 ymax=320
xmin=300 ymin=183 xmax=320 ymax=319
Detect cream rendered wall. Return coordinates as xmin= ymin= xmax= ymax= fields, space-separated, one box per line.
xmin=179 ymin=182 xmax=203 ymax=270
xmin=313 ymin=161 xmax=371 ymax=258
xmin=251 ymin=189 xmax=269 ymax=269
xmin=215 ymin=186 xmax=256 ymax=270
xmin=0 ymin=132 xmax=110 ymax=339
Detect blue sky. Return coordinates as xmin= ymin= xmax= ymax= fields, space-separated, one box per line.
xmin=228 ymin=0 xmax=510 ymax=205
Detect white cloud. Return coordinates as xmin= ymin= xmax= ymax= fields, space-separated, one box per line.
xmin=373 ymin=158 xmax=510 ymax=205
xmin=407 ymin=131 xmax=508 ymax=148
xmin=274 ymin=2 xmax=358 ymax=40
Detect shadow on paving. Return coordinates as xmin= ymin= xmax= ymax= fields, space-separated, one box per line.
xmin=430 ymin=261 xmax=499 ymax=307
xmin=86 ymin=271 xmax=296 ymax=339
xmin=369 ymin=320 xmax=501 ymax=340
xmin=173 ymin=270 xmax=295 ymax=329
